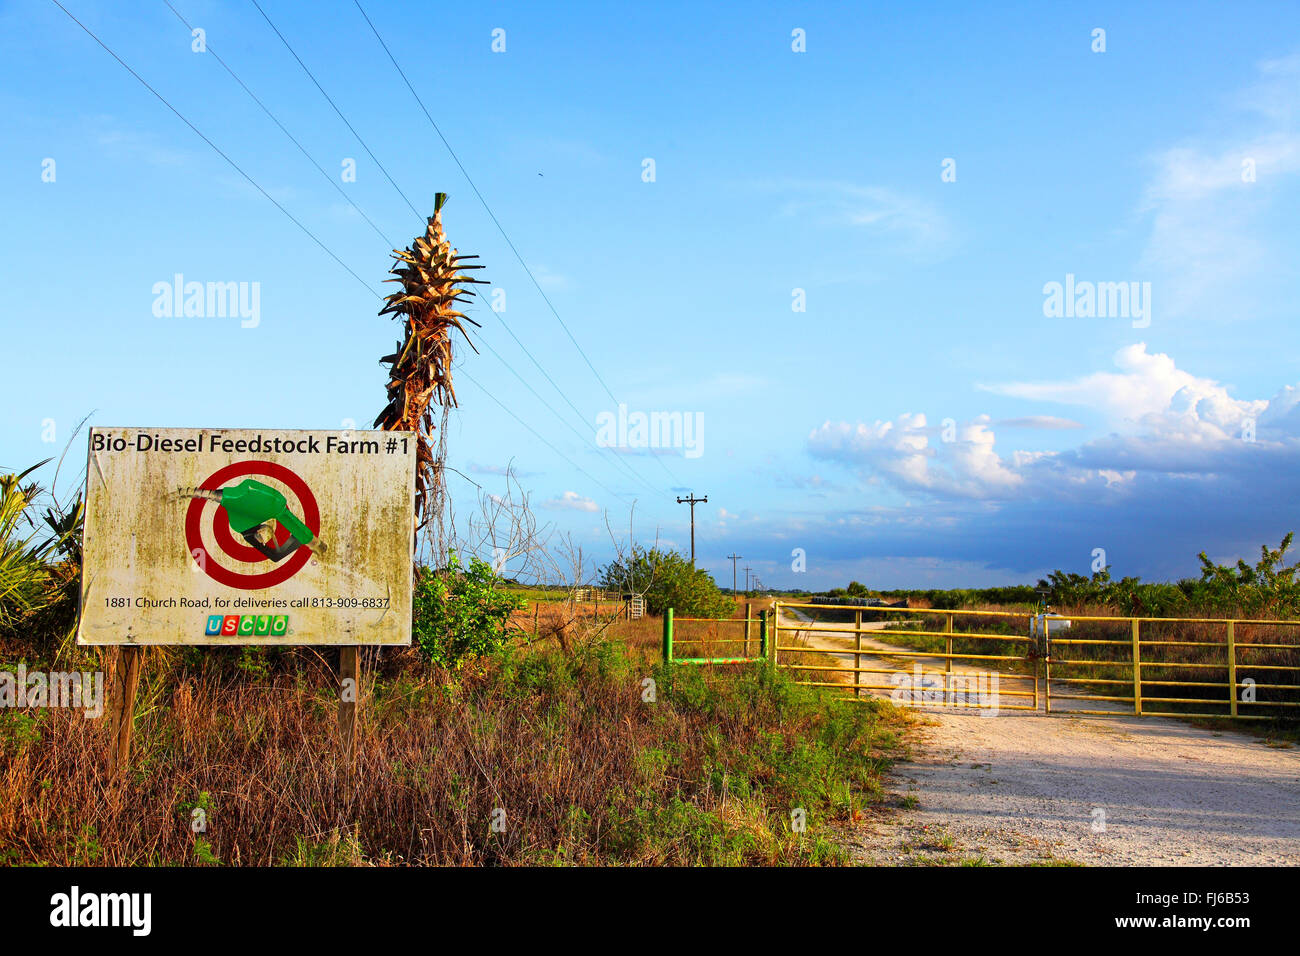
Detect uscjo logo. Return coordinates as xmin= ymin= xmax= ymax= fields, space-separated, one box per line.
xmin=205 ymin=614 xmax=290 ymax=637
xmin=183 ymin=460 xmax=325 ymax=591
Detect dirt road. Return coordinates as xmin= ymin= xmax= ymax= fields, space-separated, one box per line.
xmin=780 ymin=608 xmax=1300 ymax=866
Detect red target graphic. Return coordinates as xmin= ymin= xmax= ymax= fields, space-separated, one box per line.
xmin=185 ymin=460 xmax=321 ymax=590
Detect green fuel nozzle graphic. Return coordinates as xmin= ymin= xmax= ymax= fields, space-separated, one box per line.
xmin=183 ymin=478 xmax=326 ymax=562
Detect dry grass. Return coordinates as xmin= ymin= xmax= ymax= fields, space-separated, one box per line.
xmin=0 ymin=617 xmax=909 ymax=866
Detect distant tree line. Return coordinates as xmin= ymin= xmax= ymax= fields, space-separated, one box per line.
xmin=817 ymin=534 xmax=1300 ymax=618
xmin=1033 ymin=535 xmax=1300 ymax=617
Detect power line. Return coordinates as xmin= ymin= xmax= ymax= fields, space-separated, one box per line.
xmin=50 ymin=0 xmax=377 ymax=298
xmin=170 ymin=0 xmax=661 ymax=503
xmin=471 ymin=331 xmax=665 ymax=500
xmin=248 ymin=0 xmax=423 ymax=221
xmin=484 ymin=305 xmax=614 ymax=453
xmin=476 ymin=300 xmax=679 ymax=501
xmin=457 ymin=368 xmax=635 ymax=508
xmin=164 ymin=0 xmax=391 ymax=246
xmin=53 ymin=10 xmax=692 ymax=541
xmin=51 ymin=1 xmax=636 ymax=514
xmin=64 ymin=0 xmax=679 ymax=531
xmin=177 ymin=0 xmax=658 ymax=502
xmin=350 ymin=0 xmax=686 ymax=492
xmin=244 ymin=0 xmax=673 ymax=504
xmin=352 ymin=0 xmax=619 ymax=406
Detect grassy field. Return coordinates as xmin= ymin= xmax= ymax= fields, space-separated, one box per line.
xmin=499 ymin=584 xmax=578 ymax=604
xmin=0 ymin=608 xmax=911 ymax=866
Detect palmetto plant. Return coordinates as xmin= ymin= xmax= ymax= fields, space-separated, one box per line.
xmin=374 ymin=192 xmax=485 ymax=527
xmin=0 ymin=460 xmax=71 ymax=635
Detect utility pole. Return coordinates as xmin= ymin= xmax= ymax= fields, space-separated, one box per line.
xmin=676 ymin=493 xmax=707 ymax=566
xmin=744 ymin=566 xmax=752 ymax=594
xmin=727 ymin=553 xmax=743 ymax=595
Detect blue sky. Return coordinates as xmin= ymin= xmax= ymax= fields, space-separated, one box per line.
xmin=3 ymin=0 xmax=1300 ymax=590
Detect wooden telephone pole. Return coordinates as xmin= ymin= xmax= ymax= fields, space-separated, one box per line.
xmin=676 ymin=494 xmax=707 ymax=565
xmin=727 ymin=553 xmax=742 ymax=595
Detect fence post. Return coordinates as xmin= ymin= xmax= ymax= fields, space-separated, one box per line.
xmin=1044 ymin=627 xmax=1051 ymax=714
xmin=759 ymin=609 xmax=768 ymax=660
xmin=945 ymin=612 xmax=954 ymax=704
xmin=662 ymin=608 xmax=674 ymax=663
xmin=744 ymin=602 xmax=752 ymax=657
xmin=1131 ymin=618 xmax=1142 ymax=716
xmin=854 ymin=609 xmax=862 ymax=699
xmin=1033 ymin=612 xmax=1040 ymax=710
xmin=770 ymin=602 xmax=780 ymax=664
xmin=1227 ymin=620 xmax=1237 ymax=718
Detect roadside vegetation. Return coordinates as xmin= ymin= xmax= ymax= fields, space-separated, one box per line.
xmin=0 ymin=458 xmax=909 ymax=867
xmin=0 ymin=196 xmax=914 ymax=866
xmin=599 ymin=546 xmax=736 ymax=618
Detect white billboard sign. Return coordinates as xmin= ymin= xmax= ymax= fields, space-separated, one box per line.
xmin=77 ymin=427 xmax=414 ymax=645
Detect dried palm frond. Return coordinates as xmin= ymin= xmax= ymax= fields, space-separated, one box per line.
xmin=375 ymin=192 xmax=485 ymax=524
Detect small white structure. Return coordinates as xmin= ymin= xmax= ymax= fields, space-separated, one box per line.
xmin=1030 ymin=613 xmax=1072 ymax=639
xmin=628 ymin=595 xmax=646 ymax=620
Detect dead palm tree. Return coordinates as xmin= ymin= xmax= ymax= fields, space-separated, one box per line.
xmin=374 ymin=192 xmax=485 ymax=531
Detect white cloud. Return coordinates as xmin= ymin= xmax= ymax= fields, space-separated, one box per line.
xmin=982 ymin=343 xmax=1263 ymax=430
xmin=790 ymin=346 xmax=1300 ymax=580
xmin=808 ymin=412 xmax=1023 ymax=500
xmin=1137 ymin=54 xmax=1300 ymax=320
xmin=994 ymin=416 xmax=1084 ymax=430
xmin=814 ymin=345 xmax=1297 ymax=503
xmin=467 ymin=462 xmax=540 ymax=478
xmin=759 ymin=179 xmax=951 ymax=253
xmin=544 ymin=490 xmax=598 ymax=512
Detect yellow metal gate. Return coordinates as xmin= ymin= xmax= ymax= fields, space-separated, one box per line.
xmin=1045 ymin=615 xmax=1300 ymax=719
xmin=768 ymin=602 xmax=1300 ymax=719
xmin=772 ymin=601 xmax=1040 ymax=712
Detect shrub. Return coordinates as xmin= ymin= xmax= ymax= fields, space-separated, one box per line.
xmin=0 ymin=469 xmax=57 ymax=637
xmin=411 ymin=551 xmax=524 ymax=667
xmin=0 ymin=463 xmax=80 ymax=650
xmin=598 ymin=547 xmax=733 ymax=618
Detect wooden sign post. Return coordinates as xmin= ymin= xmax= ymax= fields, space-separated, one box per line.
xmin=339 ymin=646 xmax=358 ymax=760
xmin=107 ymin=646 xmax=142 ymax=778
